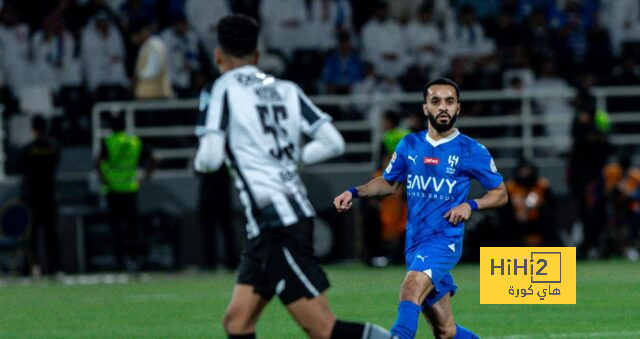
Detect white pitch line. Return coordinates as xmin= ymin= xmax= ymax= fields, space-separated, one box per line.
xmin=487 ymin=329 xmax=640 ymax=339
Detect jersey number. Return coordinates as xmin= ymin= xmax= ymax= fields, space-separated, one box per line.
xmin=256 ymin=105 xmax=294 ymax=160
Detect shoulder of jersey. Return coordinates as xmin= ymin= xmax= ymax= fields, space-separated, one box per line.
xmin=456 ymin=132 xmax=484 ymax=156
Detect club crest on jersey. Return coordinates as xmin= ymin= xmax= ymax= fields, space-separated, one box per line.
xmin=423 ymin=157 xmax=440 ymax=165
xmin=446 ymin=155 xmax=459 ymax=174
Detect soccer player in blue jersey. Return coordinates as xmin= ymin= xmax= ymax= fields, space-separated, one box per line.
xmin=334 ymin=78 xmax=508 ymax=339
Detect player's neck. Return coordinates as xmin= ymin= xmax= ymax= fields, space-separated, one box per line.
xmin=427 ymin=126 xmax=457 ymax=141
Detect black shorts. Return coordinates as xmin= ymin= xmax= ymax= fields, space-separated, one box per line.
xmin=237 ymin=218 xmax=330 ymax=305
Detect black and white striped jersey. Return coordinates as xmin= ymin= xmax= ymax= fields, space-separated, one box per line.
xmin=196 ymin=65 xmax=331 ymax=238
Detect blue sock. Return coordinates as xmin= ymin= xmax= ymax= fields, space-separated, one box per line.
xmin=454 ymin=324 xmax=479 ymax=339
xmin=390 ymin=300 xmax=421 ymax=339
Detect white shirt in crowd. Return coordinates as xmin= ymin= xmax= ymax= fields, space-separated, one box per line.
xmin=0 ymin=23 xmax=30 ymax=93
xmin=32 ymin=29 xmax=81 ymax=90
xmin=443 ymin=19 xmax=495 ymax=61
xmin=81 ymin=18 xmax=129 ymax=91
xmin=361 ymin=17 xmax=409 ymax=78
xmin=260 ymin=0 xmax=309 ymax=57
xmin=185 ymin=0 xmax=230 ymax=62
xmin=405 ymin=16 xmax=441 ymax=69
xmin=160 ymin=25 xmax=201 ymax=90
xmin=306 ymin=0 xmax=353 ymax=50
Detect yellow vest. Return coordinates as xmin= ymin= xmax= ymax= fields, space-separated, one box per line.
xmin=100 ymin=132 xmax=142 ymax=193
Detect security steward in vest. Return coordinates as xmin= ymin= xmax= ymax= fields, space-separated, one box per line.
xmin=96 ymin=113 xmax=156 ymax=271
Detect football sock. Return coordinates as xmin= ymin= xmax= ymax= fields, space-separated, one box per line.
xmin=331 ymin=320 xmax=391 ymax=339
xmin=454 ymin=324 xmax=479 ymax=339
xmin=228 ymin=334 xmax=255 ymax=339
xmin=390 ymin=300 xmax=421 ymax=339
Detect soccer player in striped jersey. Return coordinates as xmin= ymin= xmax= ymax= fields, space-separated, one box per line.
xmin=334 ymin=78 xmax=509 ymax=339
xmin=194 ymin=14 xmax=391 ymax=339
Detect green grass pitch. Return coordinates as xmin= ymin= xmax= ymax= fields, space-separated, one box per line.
xmin=1 ymin=260 xmax=639 ymax=338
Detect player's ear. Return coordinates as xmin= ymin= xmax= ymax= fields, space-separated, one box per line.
xmin=214 ymin=48 xmax=223 ymax=66
xmin=422 ymin=103 xmax=429 ymax=115
xmin=253 ymin=50 xmax=260 ymax=65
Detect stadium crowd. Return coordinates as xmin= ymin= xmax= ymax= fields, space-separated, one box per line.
xmin=1 ymin=0 xmax=640 ymax=276
xmin=1 ymin=1 xmax=640 ymax=121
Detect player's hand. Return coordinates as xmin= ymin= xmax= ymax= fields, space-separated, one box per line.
xmin=333 ymin=191 xmax=353 ymax=212
xmin=444 ymin=203 xmax=472 ymax=225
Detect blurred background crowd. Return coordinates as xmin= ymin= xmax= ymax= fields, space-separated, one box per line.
xmin=1 ymin=0 xmax=640 ymax=277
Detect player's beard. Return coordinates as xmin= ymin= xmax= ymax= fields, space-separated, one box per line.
xmin=427 ymin=109 xmax=458 ymax=133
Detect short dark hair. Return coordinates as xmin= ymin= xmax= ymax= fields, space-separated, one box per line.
xmin=31 ymin=115 xmax=47 ymax=133
xmin=217 ymin=14 xmax=260 ymax=58
xmin=423 ymin=77 xmax=460 ymax=102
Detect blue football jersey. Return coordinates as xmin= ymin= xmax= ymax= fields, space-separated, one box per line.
xmin=383 ymin=129 xmax=503 ymax=253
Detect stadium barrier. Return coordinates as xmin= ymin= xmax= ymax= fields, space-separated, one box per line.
xmin=89 ymin=86 xmax=640 ymax=177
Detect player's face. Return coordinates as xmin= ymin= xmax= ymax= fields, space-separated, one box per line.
xmin=423 ymin=85 xmax=460 ymax=133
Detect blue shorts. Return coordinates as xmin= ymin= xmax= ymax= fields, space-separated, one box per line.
xmin=405 ymin=238 xmax=462 ymax=308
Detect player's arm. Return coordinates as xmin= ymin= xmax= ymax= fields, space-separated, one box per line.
xmin=194 ymin=84 xmax=227 ymax=172
xmin=334 ymin=176 xmax=401 ymax=212
xmin=445 ymin=143 xmax=509 ymax=225
xmin=301 ymin=122 xmax=345 ymax=165
xmin=194 ymin=133 xmax=225 ymax=172
xmin=444 ymin=182 xmax=509 ymax=225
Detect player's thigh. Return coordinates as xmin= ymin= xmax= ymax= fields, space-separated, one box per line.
xmin=223 ymin=284 xmax=269 ymax=331
xmin=423 ymin=293 xmax=456 ymax=338
xmin=400 ymin=270 xmax=434 ymax=304
xmin=285 ymin=293 xmax=335 ymax=339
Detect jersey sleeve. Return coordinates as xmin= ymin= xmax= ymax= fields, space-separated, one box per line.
xmin=466 ymin=142 xmax=503 ymax=190
xmin=382 ymin=137 xmax=409 ymax=183
xmin=296 ymin=85 xmax=331 ymax=136
xmin=195 ymin=82 xmax=229 ymax=137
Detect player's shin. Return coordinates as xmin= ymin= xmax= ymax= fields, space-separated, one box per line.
xmin=454 ymin=324 xmax=479 ymax=339
xmin=330 ymin=320 xmax=392 ymax=339
xmin=390 ymin=300 xmax=422 ymax=339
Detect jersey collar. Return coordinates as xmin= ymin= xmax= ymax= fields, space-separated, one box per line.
xmin=425 ymin=129 xmax=460 ymax=147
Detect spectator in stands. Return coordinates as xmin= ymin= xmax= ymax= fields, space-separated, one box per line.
xmin=0 ymin=5 xmax=31 ymax=97
xmin=442 ymin=5 xmax=495 ymax=65
xmin=521 ymin=7 xmax=557 ymax=64
xmin=96 ymin=113 xmax=156 ymax=271
xmin=118 ymin=0 xmax=157 ymax=34
xmin=361 ymin=1 xmax=409 ymax=79
xmin=352 ymin=62 xmax=402 ymax=116
xmin=600 ymin=0 xmax=640 ymax=57
xmin=62 ymin=0 xmax=117 ymax=34
xmin=405 ymin=2 xmax=442 ymax=78
xmin=185 ymin=0 xmax=230 ymax=66
xmin=31 ymin=14 xmax=80 ymax=92
xmin=484 ymin=6 xmax=525 ymax=55
xmin=259 ymin=0 xmax=308 ymax=58
xmin=388 ymin=0 xmax=453 ymax=26
xmin=306 ymin=0 xmax=353 ymax=51
xmin=18 ymin=115 xmax=60 ymax=277
xmin=160 ymin=15 xmax=200 ymax=98
xmin=531 ymin=58 xmax=573 ymax=155
xmin=601 ymin=155 xmax=640 ymax=261
xmin=502 ymin=161 xmax=557 ymax=247
xmin=132 ymin=21 xmax=173 ymax=99
xmin=554 ymin=0 xmax=593 ymax=78
xmin=81 ymin=11 xmax=129 ymax=100
xmin=320 ymin=31 xmax=363 ymax=94
xmin=609 ymin=51 xmax=640 ymax=86
xmin=567 ymin=103 xmax=611 ymax=259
